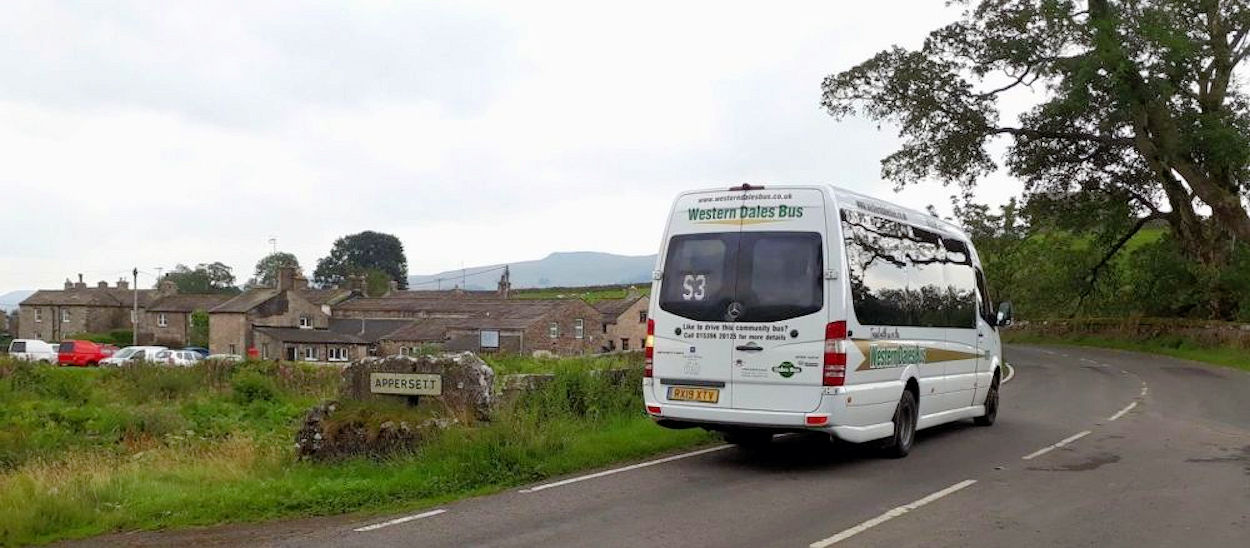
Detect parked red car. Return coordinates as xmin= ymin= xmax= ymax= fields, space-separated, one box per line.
xmin=57 ymin=340 xmax=116 ymax=367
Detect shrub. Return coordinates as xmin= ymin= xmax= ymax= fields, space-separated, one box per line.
xmin=231 ymin=372 xmax=277 ymax=404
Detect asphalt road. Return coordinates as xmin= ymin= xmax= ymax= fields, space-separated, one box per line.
xmin=89 ymin=345 xmax=1250 ymax=547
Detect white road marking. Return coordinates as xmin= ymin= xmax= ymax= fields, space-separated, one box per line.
xmin=1140 ymin=384 xmax=1149 ymax=397
xmin=809 ymin=480 xmax=977 ymax=547
xmin=1022 ymin=430 xmax=1092 ymax=461
xmin=519 ymin=445 xmax=733 ymax=493
xmin=1002 ymin=363 xmax=1015 ymax=384
xmin=1107 ymin=401 xmax=1137 ymax=422
xmin=353 ymin=509 xmax=446 ymax=532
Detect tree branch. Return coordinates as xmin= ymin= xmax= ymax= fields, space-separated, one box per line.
xmin=1073 ymin=212 xmax=1166 ymax=315
xmin=990 ymin=126 xmax=1133 ymax=145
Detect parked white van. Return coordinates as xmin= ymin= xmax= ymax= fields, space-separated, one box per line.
xmin=644 ymin=184 xmax=1012 ymax=457
xmin=7 ymin=339 xmax=58 ymax=363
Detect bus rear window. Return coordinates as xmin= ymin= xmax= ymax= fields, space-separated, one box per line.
xmin=659 ymin=232 xmax=823 ymax=322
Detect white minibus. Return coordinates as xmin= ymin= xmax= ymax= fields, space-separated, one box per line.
xmin=643 ymin=184 xmax=1012 ymax=457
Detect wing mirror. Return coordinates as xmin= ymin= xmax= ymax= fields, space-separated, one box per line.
xmin=996 ymin=301 xmax=1014 ymax=327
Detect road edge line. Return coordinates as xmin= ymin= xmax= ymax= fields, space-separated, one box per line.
xmin=1107 ymin=401 xmax=1137 ymax=422
xmin=1021 ymin=430 xmax=1091 ymax=461
xmin=353 ymin=509 xmax=447 ymax=532
xmin=1002 ymin=362 xmax=1015 ymax=384
xmin=809 ymin=479 xmax=977 ymax=547
xmin=519 ymin=444 xmax=733 ymax=494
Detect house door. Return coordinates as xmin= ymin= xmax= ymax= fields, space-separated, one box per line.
xmin=285 ymin=346 xmax=297 ymax=361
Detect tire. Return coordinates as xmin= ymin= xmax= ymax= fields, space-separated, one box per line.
xmin=723 ymin=429 xmax=773 ymax=448
xmin=974 ymin=372 xmax=1000 ymax=426
xmin=881 ymin=389 xmax=917 ymax=458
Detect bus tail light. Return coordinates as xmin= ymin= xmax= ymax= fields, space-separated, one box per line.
xmin=823 ymin=321 xmax=847 ymax=387
xmin=644 ymin=319 xmax=655 ymax=377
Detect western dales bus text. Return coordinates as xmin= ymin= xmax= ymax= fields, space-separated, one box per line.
xmin=688 ymin=205 xmax=804 ymax=221
xmin=869 ymin=344 xmax=927 ymax=368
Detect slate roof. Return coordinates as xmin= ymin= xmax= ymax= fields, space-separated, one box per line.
xmin=377 ymin=318 xmax=461 ymax=342
xmin=298 ymin=288 xmax=354 ymax=306
xmin=335 ymin=297 xmax=578 ymax=318
xmin=253 ymin=326 xmax=367 ymax=344
xmin=210 ymin=288 xmax=280 ymax=313
xmin=593 ymin=295 xmax=645 ymax=321
xmin=147 ymin=294 xmax=234 ymax=312
xmin=21 ymin=288 xmax=157 ymax=308
xmin=327 ymin=318 xmax=416 ymax=343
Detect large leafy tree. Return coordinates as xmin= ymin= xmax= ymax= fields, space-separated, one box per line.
xmin=313 ymin=231 xmax=409 ymax=289
xmin=249 ymin=252 xmax=302 ymax=288
xmin=162 ymin=262 xmax=239 ymax=294
xmin=822 ymin=0 xmax=1250 ymax=271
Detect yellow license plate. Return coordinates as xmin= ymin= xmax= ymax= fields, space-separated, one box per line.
xmin=668 ymin=386 xmax=719 ymax=403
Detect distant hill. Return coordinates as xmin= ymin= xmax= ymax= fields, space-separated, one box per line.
xmin=408 ymin=252 xmax=656 ymax=290
xmin=0 ymin=290 xmax=34 ymax=312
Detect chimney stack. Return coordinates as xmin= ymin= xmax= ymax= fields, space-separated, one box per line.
xmin=497 ymin=266 xmax=512 ymax=299
xmin=346 ymin=274 xmax=366 ymax=293
xmin=158 ymin=279 xmax=178 ymax=296
xmin=75 ymin=273 xmax=86 ymax=289
xmin=97 ymin=281 xmax=108 ymax=289
xmin=386 ymin=280 xmax=399 ymax=296
xmin=293 ymin=272 xmax=309 ymax=290
xmin=116 ymin=278 xmax=129 ymax=290
xmin=277 ymin=266 xmax=296 ymax=291
xmin=64 ymin=278 xmax=73 ymax=290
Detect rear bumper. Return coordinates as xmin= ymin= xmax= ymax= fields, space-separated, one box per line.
xmin=645 ymin=381 xmax=899 ymax=444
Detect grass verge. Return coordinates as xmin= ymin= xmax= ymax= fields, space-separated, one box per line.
xmin=0 ymin=357 xmax=715 ymax=545
xmin=1004 ymin=331 xmax=1250 ymax=373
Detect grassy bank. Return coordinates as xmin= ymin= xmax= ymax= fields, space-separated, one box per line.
xmin=1003 ymin=331 xmax=1250 ymax=373
xmin=0 ymin=357 xmax=714 ymax=545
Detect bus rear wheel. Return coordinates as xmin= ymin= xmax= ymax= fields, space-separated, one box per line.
xmin=881 ymin=389 xmax=917 ymax=458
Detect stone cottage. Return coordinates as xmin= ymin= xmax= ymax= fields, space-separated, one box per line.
xmin=594 ymin=289 xmax=649 ymax=352
xmin=207 ymin=267 xmax=357 ymax=357
xmin=335 ymin=295 xmax=605 ymax=356
xmin=17 ymin=275 xmax=154 ymax=342
xmin=141 ymin=287 xmax=234 ymax=347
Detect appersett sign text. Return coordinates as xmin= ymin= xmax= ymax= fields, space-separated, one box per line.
xmin=369 ymin=373 xmax=442 ymax=396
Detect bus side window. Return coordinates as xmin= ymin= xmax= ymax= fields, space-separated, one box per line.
xmin=974 ymin=268 xmax=994 ymax=327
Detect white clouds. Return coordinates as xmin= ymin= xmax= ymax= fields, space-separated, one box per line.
xmin=0 ymin=0 xmax=1021 ymax=291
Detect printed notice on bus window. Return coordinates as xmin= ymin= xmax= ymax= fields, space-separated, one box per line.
xmin=680 ymin=322 xmax=791 ymax=342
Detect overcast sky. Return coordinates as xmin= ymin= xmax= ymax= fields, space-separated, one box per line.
xmin=0 ymin=0 xmax=1023 ymax=295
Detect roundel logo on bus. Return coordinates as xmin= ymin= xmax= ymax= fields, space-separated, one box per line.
xmin=772 ymin=361 xmax=802 ymax=378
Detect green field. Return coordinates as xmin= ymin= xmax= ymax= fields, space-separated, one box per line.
xmin=1004 ymin=330 xmax=1250 ymax=373
xmin=0 ymin=357 xmax=713 ymax=545
xmin=511 ymin=285 xmax=649 ymax=304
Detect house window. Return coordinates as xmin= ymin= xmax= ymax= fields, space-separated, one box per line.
xmin=480 ymin=330 xmax=500 ymax=349
xmin=262 ymin=344 xmax=270 ymax=359
xmin=35 ymin=309 xmax=42 ymax=323
xmin=228 ymin=344 xmax=237 ymax=355
xmin=548 ymin=322 xmax=559 ymax=338
xmin=62 ymin=309 xmax=70 ymax=323
xmin=602 ymin=323 xmax=608 ymax=334
xmin=639 ymin=310 xmax=647 ymax=323
xmin=574 ymin=319 xmax=584 ymax=339
xmin=621 ymin=338 xmax=629 ymax=351
xmin=157 ymin=313 xmax=168 ymax=327
xmin=299 ymin=315 xmax=311 ymax=328
xmin=303 ymin=346 xmax=317 ymax=361
xmin=328 ymin=347 xmax=349 ymax=361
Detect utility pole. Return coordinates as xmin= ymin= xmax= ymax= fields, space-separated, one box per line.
xmin=269 ymin=237 xmax=277 ymax=254
xmin=132 ymin=268 xmax=139 ymax=346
